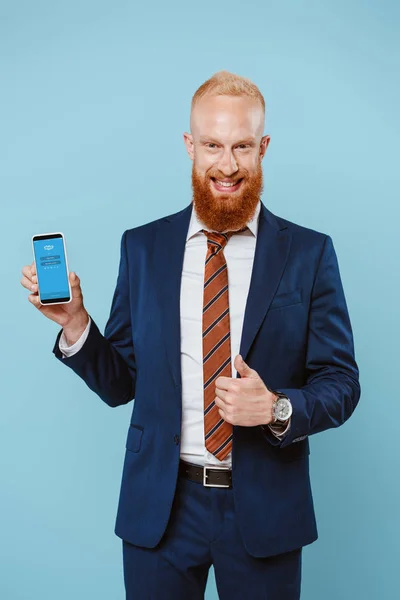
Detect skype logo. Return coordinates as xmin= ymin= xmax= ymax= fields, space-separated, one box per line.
xmin=44 ymin=244 xmax=54 ymax=251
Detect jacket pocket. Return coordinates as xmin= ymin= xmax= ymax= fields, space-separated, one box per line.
xmin=269 ymin=288 xmax=302 ymax=311
xmin=126 ymin=424 xmax=144 ymax=453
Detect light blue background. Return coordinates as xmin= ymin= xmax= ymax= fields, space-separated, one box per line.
xmin=1 ymin=1 xmax=399 ymax=598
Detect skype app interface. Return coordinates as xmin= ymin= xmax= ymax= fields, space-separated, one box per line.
xmin=33 ymin=237 xmax=69 ymax=300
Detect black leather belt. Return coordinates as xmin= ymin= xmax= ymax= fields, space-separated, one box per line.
xmin=179 ymin=459 xmax=232 ymax=488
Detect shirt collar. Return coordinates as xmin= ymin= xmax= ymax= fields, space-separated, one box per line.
xmin=186 ymin=200 xmax=261 ymax=241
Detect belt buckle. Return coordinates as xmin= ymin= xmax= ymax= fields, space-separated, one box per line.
xmin=203 ymin=465 xmax=231 ymax=488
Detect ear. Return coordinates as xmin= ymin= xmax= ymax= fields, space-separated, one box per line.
xmin=259 ymin=135 xmax=271 ymax=160
xmin=183 ymin=132 xmax=194 ymax=161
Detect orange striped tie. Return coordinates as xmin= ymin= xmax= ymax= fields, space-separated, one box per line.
xmin=202 ymin=228 xmax=244 ymax=461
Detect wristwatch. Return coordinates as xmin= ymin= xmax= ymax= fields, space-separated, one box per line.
xmin=268 ymin=387 xmax=293 ymax=424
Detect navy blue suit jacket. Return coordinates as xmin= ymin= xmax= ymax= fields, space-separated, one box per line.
xmin=53 ymin=201 xmax=360 ymax=558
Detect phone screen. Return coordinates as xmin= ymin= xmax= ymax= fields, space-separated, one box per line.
xmin=32 ymin=233 xmax=71 ymax=304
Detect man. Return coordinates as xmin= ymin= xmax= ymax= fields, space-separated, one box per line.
xmin=21 ymin=70 xmax=360 ymax=599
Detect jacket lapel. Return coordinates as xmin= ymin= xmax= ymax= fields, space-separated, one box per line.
xmin=238 ymin=203 xmax=292 ymax=367
xmin=153 ymin=201 xmax=292 ymax=388
xmin=153 ymin=203 xmax=192 ymax=389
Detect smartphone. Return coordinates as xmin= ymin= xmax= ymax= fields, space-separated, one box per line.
xmin=31 ymin=232 xmax=72 ymax=305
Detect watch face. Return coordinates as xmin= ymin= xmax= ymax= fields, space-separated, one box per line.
xmin=274 ymin=398 xmax=292 ymax=420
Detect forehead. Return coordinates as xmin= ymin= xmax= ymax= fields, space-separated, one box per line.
xmin=191 ymin=95 xmax=264 ymax=141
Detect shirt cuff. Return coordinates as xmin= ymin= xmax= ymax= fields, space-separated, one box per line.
xmin=267 ymin=417 xmax=291 ymax=438
xmin=59 ymin=316 xmax=92 ymax=358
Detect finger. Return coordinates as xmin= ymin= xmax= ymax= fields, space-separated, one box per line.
xmin=218 ymin=407 xmax=228 ymax=421
xmin=21 ymin=265 xmax=33 ymax=282
xmin=28 ymin=293 xmax=43 ymax=309
xmin=30 ymin=261 xmax=36 ymax=277
xmin=69 ymin=272 xmax=83 ymax=299
xmin=214 ymin=395 xmax=225 ymax=408
xmin=235 ymin=354 xmax=259 ymax=378
xmin=215 ymin=388 xmax=229 ymax=403
xmin=215 ymin=376 xmax=257 ymax=393
xmin=20 ymin=275 xmax=37 ymax=291
xmin=214 ymin=376 xmax=232 ymax=391
xmin=234 ymin=377 xmax=264 ymax=390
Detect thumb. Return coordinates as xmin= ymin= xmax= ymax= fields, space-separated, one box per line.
xmin=69 ymin=271 xmax=82 ymax=299
xmin=234 ymin=354 xmax=258 ymax=379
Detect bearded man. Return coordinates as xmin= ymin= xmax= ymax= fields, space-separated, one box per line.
xmin=22 ymin=70 xmax=360 ymax=600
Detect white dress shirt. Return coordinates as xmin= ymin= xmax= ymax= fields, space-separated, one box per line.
xmin=59 ymin=200 xmax=290 ymax=468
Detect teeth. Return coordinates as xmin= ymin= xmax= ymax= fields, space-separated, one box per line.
xmin=215 ymin=180 xmax=239 ymax=187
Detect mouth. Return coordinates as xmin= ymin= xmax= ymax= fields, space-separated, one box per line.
xmin=211 ymin=177 xmax=244 ymax=193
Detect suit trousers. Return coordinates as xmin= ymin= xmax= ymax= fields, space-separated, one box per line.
xmin=122 ymin=467 xmax=302 ymax=600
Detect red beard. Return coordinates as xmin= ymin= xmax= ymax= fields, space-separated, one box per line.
xmin=191 ymin=160 xmax=263 ymax=232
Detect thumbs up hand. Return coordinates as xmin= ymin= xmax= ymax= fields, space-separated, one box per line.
xmin=214 ymin=354 xmax=278 ymax=427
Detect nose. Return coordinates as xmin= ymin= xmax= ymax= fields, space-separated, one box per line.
xmin=217 ymin=149 xmax=239 ymax=177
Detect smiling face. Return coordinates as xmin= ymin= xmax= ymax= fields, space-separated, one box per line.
xmin=183 ymin=94 xmax=270 ymax=232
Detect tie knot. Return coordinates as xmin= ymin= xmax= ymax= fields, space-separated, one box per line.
xmin=202 ymin=226 xmax=247 ymax=251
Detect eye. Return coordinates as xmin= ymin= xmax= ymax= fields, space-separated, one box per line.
xmin=206 ymin=143 xmax=218 ymax=149
xmin=237 ymin=144 xmax=250 ymax=150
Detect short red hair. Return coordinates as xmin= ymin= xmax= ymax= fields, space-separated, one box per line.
xmin=191 ymin=70 xmax=265 ymax=115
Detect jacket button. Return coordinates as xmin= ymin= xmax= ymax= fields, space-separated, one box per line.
xmin=174 ymin=434 xmax=180 ymax=445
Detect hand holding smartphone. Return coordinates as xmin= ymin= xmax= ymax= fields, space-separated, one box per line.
xmin=21 ymin=231 xmax=89 ymax=339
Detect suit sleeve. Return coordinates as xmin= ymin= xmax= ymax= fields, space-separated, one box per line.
xmin=52 ymin=229 xmax=137 ymax=408
xmin=59 ymin=315 xmax=91 ymax=356
xmin=262 ymin=235 xmax=361 ymax=448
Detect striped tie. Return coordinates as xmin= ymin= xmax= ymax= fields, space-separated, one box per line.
xmin=202 ymin=228 xmax=245 ymax=461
